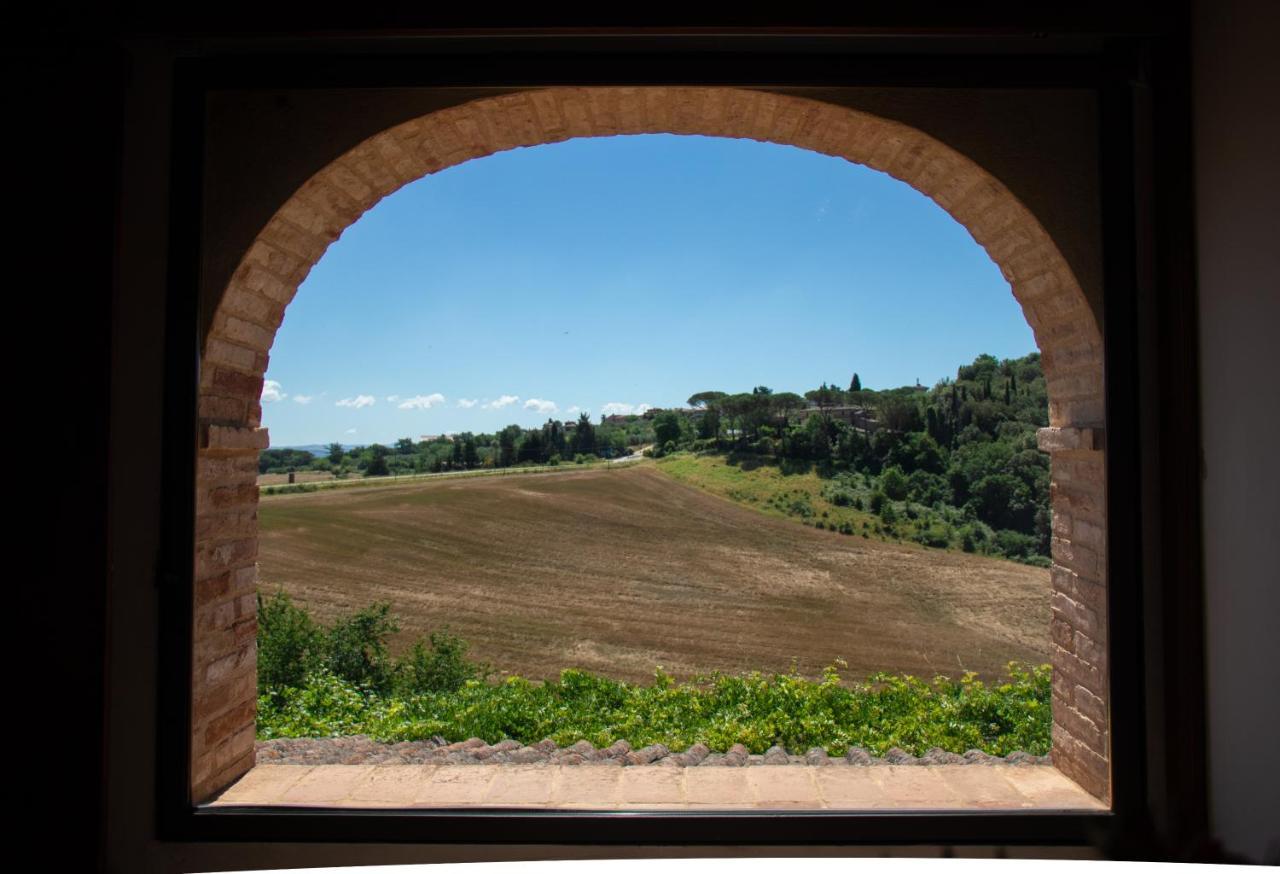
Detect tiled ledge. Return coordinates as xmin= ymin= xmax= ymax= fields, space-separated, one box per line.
xmin=208 ymin=763 xmax=1106 ymax=810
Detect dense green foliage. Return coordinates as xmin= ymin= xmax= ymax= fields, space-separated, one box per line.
xmin=257 ymin=588 xmax=488 ymax=701
xmin=259 ymin=447 xmax=317 ymax=474
xmin=257 ymin=596 xmax=1051 ymax=757
xmin=661 ymin=353 xmax=1051 ymax=564
xmin=266 ymin=411 xmax=655 ymax=478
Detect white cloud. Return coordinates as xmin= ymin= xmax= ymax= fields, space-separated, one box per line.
xmin=345 ymin=428 xmax=358 ymax=435
xmin=292 ymin=394 xmax=314 ymax=405
xmin=484 ymin=395 xmax=519 ymax=410
xmin=262 ymin=380 xmax=286 ymax=403
xmin=524 ymin=398 xmax=558 ymax=414
xmin=601 ymin=402 xmax=652 ymax=417
xmin=456 ymin=398 xmax=479 ymax=409
xmin=336 ymin=395 xmax=376 ymax=409
xmin=386 ymin=394 xmax=401 ymax=403
xmin=566 ymin=405 xmax=582 ymax=415
xmin=398 ymin=393 xmax=446 ymax=410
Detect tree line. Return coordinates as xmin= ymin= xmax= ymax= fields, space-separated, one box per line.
xmin=651 ymin=354 xmax=1051 ymax=562
xmin=259 ymin=411 xmax=657 ymax=478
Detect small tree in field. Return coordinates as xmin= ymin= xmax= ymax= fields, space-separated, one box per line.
xmin=653 ymin=411 xmax=683 ymax=449
xmin=324 ymin=601 xmax=399 ymax=693
xmin=257 ymin=588 xmax=325 ymax=691
xmin=396 ymin=628 xmax=490 ymax=695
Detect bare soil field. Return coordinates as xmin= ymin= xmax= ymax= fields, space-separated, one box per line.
xmin=257 ymin=464 xmax=1050 ymax=684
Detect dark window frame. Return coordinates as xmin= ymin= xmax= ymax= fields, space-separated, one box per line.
xmin=156 ymin=29 xmax=1204 ymax=851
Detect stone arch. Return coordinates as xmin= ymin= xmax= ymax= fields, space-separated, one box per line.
xmin=193 ymin=87 xmax=1109 ymax=803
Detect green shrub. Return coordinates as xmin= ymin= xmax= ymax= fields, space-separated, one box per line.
xmin=915 ymin=523 xmax=952 ymax=549
xmin=257 ymin=600 xmax=1052 ymax=757
xmin=879 ymin=465 xmax=909 ymax=501
xmin=396 ymin=628 xmax=490 ymax=695
xmin=823 ymin=484 xmax=860 ymax=507
xmin=778 ymin=492 xmax=814 ymax=518
xmin=256 ymin=588 xmax=325 ymax=691
xmin=324 ymin=601 xmax=400 ymax=693
xmin=868 ymin=490 xmax=887 ymax=514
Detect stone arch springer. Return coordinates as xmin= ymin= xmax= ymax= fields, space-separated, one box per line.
xmin=192 ymin=86 xmax=1110 ymax=803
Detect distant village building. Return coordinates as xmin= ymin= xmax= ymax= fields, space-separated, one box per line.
xmin=794 ymin=405 xmax=879 ymax=433
xmin=641 ymin=406 xmax=705 ymax=420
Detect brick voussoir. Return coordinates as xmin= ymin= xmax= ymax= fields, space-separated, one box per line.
xmin=213 ymin=314 xmax=275 ymax=351
xmin=210 ymin=366 xmax=265 ymax=402
xmin=222 ymin=281 xmax=287 ymax=325
xmin=257 ymin=214 xmax=332 ymax=264
xmin=205 ymin=336 xmax=261 ymax=373
xmin=198 ymin=393 xmax=249 ymax=426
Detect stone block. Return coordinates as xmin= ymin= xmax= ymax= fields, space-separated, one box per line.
xmin=201 ymin=425 xmax=269 ymax=452
xmin=1038 ymin=426 xmax=1105 ymax=452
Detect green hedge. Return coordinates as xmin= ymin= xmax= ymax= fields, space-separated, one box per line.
xmin=256 ymin=589 xmax=1051 ymax=756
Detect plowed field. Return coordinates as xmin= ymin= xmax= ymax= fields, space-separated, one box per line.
xmin=258 ymin=463 xmax=1050 ymax=683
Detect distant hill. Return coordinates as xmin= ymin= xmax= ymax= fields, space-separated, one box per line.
xmin=273 ymin=444 xmax=359 ymax=454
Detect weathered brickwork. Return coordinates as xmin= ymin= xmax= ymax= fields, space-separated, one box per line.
xmin=192 ymin=87 xmax=1109 ymax=804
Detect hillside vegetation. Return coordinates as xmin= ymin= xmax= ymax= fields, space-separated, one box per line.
xmin=651 ymin=353 xmax=1051 ymax=565
xmin=262 ymin=352 xmax=1051 ymax=564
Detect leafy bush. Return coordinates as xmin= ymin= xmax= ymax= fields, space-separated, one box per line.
xmin=325 ymin=601 xmax=400 ymax=693
xmin=257 ymin=590 xmax=490 ymax=700
xmin=914 ymin=522 xmax=952 ymax=549
xmin=257 ymin=588 xmax=325 ymax=690
xmin=257 ymin=600 xmax=1052 ymax=757
xmin=879 ymin=465 xmax=909 ymax=501
xmin=907 ymin=469 xmax=951 ymax=505
xmin=258 ymin=656 xmax=1052 ymax=758
xmin=396 ymin=628 xmax=491 ymax=695
xmin=868 ymin=490 xmax=887 ymax=514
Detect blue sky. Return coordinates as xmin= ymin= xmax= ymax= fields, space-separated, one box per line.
xmin=261 ymin=134 xmax=1035 ymax=447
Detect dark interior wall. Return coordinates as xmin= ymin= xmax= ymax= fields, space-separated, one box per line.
xmin=126 ymin=63 xmax=1111 ymax=874
xmin=1192 ymin=0 xmax=1280 ymax=861
xmin=88 ymin=10 xmax=1275 ymax=869
xmin=201 ymin=86 xmax=1102 ymax=343
xmin=200 ymin=87 xmax=517 ymax=338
